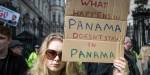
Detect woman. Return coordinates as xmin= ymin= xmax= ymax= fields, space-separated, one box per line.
xmin=124 ymin=37 xmax=140 ymax=75
xmin=29 ymin=33 xmax=84 ymax=75
xmin=29 ymin=33 xmax=127 ymax=75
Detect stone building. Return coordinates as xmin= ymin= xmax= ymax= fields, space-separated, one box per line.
xmin=0 ymin=0 xmax=51 ymax=56
xmin=49 ymin=0 xmax=65 ymax=34
xmin=128 ymin=0 xmax=150 ymax=53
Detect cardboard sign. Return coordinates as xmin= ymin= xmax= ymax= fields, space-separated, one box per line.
xmin=63 ymin=39 xmax=124 ymax=63
xmin=65 ymin=0 xmax=130 ymax=20
xmin=62 ymin=16 xmax=126 ymax=62
xmin=0 ymin=6 xmax=20 ymax=26
xmin=64 ymin=16 xmax=127 ymax=42
xmin=63 ymin=0 xmax=130 ymax=63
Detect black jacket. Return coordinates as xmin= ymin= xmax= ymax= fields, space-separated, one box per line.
xmin=84 ymin=63 xmax=113 ymax=75
xmin=124 ymin=50 xmax=140 ymax=75
xmin=0 ymin=50 xmax=28 ymax=75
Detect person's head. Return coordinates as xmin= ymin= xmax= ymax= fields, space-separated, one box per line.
xmin=0 ymin=25 xmax=11 ymax=53
xmin=30 ymin=33 xmax=65 ymax=75
xmin=124 ymin=36 xmax=133 ymax=50
xmin=12 ymin=15 xmax=17 ymax=21
xmin=9 ymin=40 xmax=23 ymax=55
xmin=45 ymin=33 xmax=64 ymax=72
xmin=30 ymin=33 xmax=86 ymax=75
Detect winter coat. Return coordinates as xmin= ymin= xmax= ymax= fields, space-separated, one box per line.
xmin=124 ymin=50 xmax=140 ymax=75
xmin=84 ymin=63 xmax=113 ymax=75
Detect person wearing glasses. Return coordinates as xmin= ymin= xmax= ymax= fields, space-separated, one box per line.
xmin=29 ymin=33 xmax=127 ymax=75
xmin=29 ymin=33 xmax=85 ymax=75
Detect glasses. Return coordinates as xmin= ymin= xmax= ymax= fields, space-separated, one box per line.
xmin=45 ymin=49 xmax=62 ymax=60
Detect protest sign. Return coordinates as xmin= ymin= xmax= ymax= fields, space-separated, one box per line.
xmin=64 ymin=16 xmax=127 ymax=42
xmin=0 ymin=6 xmax=20 ymax=26
xmin=63 ymin=0 xmax=130 ymax=63
xmin=63 ymin=16 xmax=126 ymax=62
xmin=65 ymin=0 xmax=130 ymax=20
xmin=63 ymin=39 xmax=124 ymax=63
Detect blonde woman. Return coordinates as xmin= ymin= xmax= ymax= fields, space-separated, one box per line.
xmin=29 ymin=33 xmax=85 ymax=75
xmin=29 ymin=33 xmax=127 ymax=75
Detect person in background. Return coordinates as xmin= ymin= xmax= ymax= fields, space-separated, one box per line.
xmin=0 ymin=25 xmax=28 ymax=75
xmin=26 ymin=45 xmax=40 ymax=69
xmin=147 ymin=55 xmax=150 ymax=75
xmin=8 ymin=15 xmax=17 ymax=25
xmin=9 ymin=40 xmax=24 ymax=55
xmin=140 ymin=45 xmax=150 ymax=75
xmin=84 ymin=36 xmax=140 ymax=75
xmin=124 ymin=36 xmax=140 ymax=75
xmin=29 ymin=33 xmax=127 ymax=75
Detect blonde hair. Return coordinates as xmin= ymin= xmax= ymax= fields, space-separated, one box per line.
xmin=29 ymin=33 xmax=86 ymax=75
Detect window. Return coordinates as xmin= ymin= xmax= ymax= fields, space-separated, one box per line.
xmin=58 ymin=13 xmax=61 ymax=24
xmin=59 ymin=0 xmax=61 ymax=5
xmin=53 ymin=14 xmax=56 ymax=22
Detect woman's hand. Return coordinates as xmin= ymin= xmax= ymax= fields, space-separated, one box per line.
xmin=113 ymin=57 xmax=127 ymax=75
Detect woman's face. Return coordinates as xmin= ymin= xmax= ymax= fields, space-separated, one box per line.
xmin=46 ymin=39 xmax=65 ymax=72
xmin=124 ymin=37 xmax=132 ymax=50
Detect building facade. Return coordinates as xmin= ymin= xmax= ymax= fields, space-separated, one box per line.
xmin=49 ymin=0 xmax=65 ymax=34
xmin=128 ymin=0 xmax=150 ymax=53
xmin=0 ymin=0 xmax=51 ymax=57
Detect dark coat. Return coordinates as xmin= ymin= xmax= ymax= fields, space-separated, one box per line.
xmin=124 ymin=50 xmax=140 ymax=75
xmin=84 ymin=63 xmax=113 ymax=75
xmin=0 ymin=50 xmax=28 ymax=75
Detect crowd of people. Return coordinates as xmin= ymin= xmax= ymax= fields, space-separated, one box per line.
xmin=0 ymin=25 xmax=150 ymax=75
